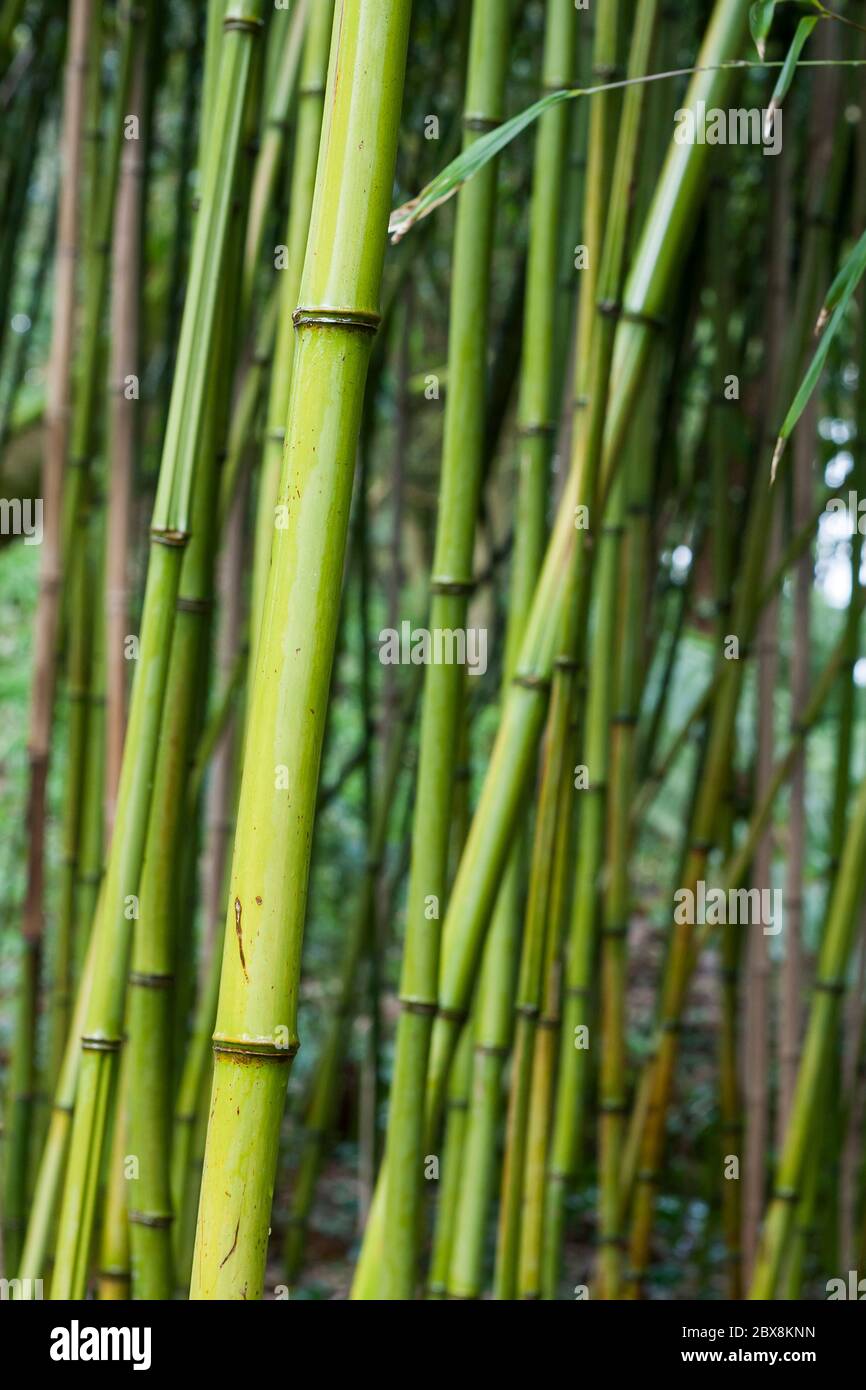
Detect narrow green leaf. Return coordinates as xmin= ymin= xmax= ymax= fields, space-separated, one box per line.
xmin=772 ymin=228 xmax=866 ymax=479
xmin=818 ymin=225 xmax=866 ymax=329
xmin=764 ymin=13 xmax=817 ymax=136
xmin=750 ymin=0 xmax=777 ymax=58
xmin=389 ymin=88 xmax=569 ymax=240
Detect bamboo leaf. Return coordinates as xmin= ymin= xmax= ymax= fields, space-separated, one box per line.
xmin=763 ymin=14 xmax=817 ymax=137
xmin=389 ymin=89 xmax=568 ymax=240
xmin=771 ymin=228 xmax=866 ymax=480
xmin=750 ymin=1 xmax=777 ymax=58
xmin=389 ymin=48 xmax=855 ymax=240
xmin=816 ymin=225 xmax=866 ymax=331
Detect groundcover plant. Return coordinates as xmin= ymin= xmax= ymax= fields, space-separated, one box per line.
xmin=2 ymin=0 xmax=866 ymax=1304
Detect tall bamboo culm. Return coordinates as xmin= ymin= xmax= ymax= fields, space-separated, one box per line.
xmin=50 ymin=0 xmax=266 ymax=1298
xmin=373 ymin=0 xmax=510 ymax=1301
xmin=3 ymin=0 xmax=93 ymax=1278
xmin=191 ymin=0 xmax=412 ymax=1300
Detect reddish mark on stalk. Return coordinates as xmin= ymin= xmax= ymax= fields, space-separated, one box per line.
xmin=255 ymin=895 xmax=262 ymax=906
xmin=234 ymin=898 xmax=248 ymax=982
xmin=219 ymin=1217 xmax=240 ymax=1269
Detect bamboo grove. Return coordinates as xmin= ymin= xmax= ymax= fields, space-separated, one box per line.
xmin=1 ymin=0 xmax=866 ymax=1307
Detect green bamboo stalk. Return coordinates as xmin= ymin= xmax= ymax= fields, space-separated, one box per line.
xmin=750 ymin=764 xmax=866 ymax=1298
xmin=4 ymin=0 xmax=93 ymax=1279
xmin=597 ymin=443 xmax=651 ymax=1298
xmin=14 ymin=896 xmax=100 ymax=1294
xmin=538 ymin=0 xmax=660 ymax=1298
xmin=376 ymin=0 xmax=510 ymax=1301
xmin=445 ymin=0 xmax=576 ymax=1303
xmin=241 ymin=0 xmax=309 ymax=314
xmin=190 ymin=0 xmax=412 ymax=1301
xmin=784 ymin=447 xmax=863 ymax=1298
xmin=105 ymin=13 xmax=150 ymax=829
xmin=708 ymin=193 xmax=742 ymax=1297
xmin=127 ymin=415 xmax=223 ymax=1300
xmin=129 ymin=0 xmax=257 ymax=1299
xmin=354 ymin=0 xmax=752 ymax=1296
xmin=626 ymin=112 xmax=851 ymax=1303
xmin=284 ymin=675 xmax=417 ymax=1284
xmin=44 ymin=0 xmax=120 ymax=1116
xmin=50 ymin=0 xmax=265 ymax=1299
xmin=72 ymin=521 xmax=106 ymax=985
xmin=248 ymin=0 xmax=334 ymax=678
xmin=427 ymin=1024 xmax=473 ymax=1298
xmin=170 ymin=945 xmax=221 ymax=1292
xmin=96 ymin=1047 xmax=130 ymax=1299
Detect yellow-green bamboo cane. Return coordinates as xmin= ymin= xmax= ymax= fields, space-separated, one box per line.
xmin=376 ymin=0 xmax=510 ymax=1302
xmin=190 ymin=0 xmax=412 ymax=1300
xmin=248 ymin=0 xmax=334 ymax=676
xmin=50 ymin=0 xmax=265 ymax=1299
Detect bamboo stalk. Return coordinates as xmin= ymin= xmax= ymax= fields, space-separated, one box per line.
xmin=191 ymin=0 xmax=412 ymax=1301
xmin=105 ymin=15 xmax=149 ymax=831
xmin=4 ymin=0 xmax=93 ymax=1278
xmin=376 ymin=0 xmax=510 ymax=1302
xmin=51 ymin=0 xmax=265 ymax=1299
xmin=353 ymin=0 xmax=752 ymax=1296
xmin=742 ymin=149 xmax=789 ymax=1287
xmin=247 ymin=0 xmax=334 ymax=676
xmin=445 ymin=0 xmax=576 ymax=1303
xmin=750 ymin=768 xmax=866 ymax=1297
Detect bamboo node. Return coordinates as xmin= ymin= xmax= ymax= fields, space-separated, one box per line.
xmin=176 ymin=597 xmax=212 ymax=615
xmin=81 ymin=1034 xmax=122 ymax=1053
xmin=463 ymin=114 xmax=502 ymax=133
xmin=429 ymin=576 xmax=474 ymax=596
xmin=814 ymin=977 xmax=845 ymax=995
xmin=620 ymin=306 xmax=666 ymax=332
xmin=399 ymin=998 xmax=437 ymax=1017
xmin=222 ymin=16 xmax=265 ymax=35
xmin=512 ymin=673 xmax=550 ymax=692
xmin=129 ymin=970 xmax=174 ymax=990
xmin=212 ymin=1038 xmax=298 ymax=1061
xmin=436 ymin=1005 xmax=468 ymax=1024
xmin=129 ymin=1209 xmax=173 ymax=1229
xmin=293 ymin=306 xmax=381 ymax=334
xmin=518 ymin=421 xmax=556 ymax=438
xmin=151 ymin=528 xmax=190 ymax=548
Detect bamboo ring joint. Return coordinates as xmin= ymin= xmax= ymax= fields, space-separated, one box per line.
xmin=293 ymin=307 xmax=381 ymax=334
